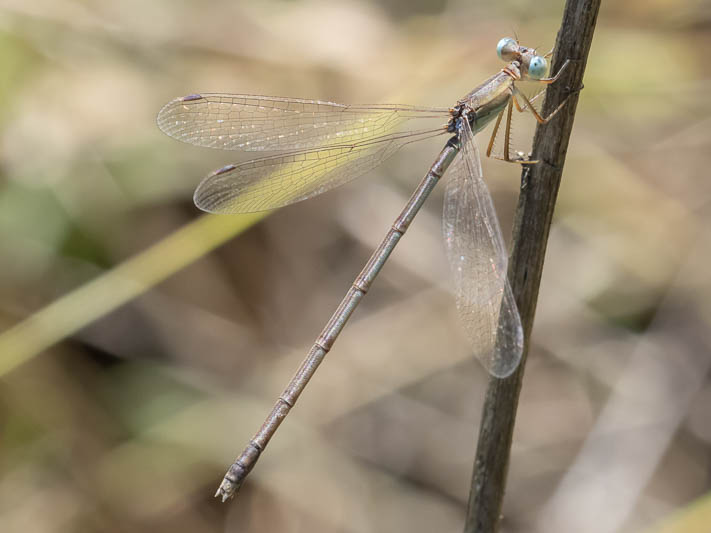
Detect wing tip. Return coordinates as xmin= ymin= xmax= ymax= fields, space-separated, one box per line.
xmin=193 ymin=164 xmax=241 ymax=214
xmin=488 ymin=327 xmax=524 ymax=379
xmin=156 ymin=93 xmax=205 ymax=131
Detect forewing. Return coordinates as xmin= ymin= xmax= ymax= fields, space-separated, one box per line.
xmin=157 ymin=93 xmax=449 ymax=152
xmin=443 ymin=118 xmax=523 ymax=378
xmin=195 ymin=129 xmax=444 ymax=213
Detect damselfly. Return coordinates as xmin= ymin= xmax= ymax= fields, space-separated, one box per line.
xmin=157 ymin=37 xmax=571 ymax=502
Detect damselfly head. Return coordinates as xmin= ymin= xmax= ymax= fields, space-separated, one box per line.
xmin=497 ymin=37 xmax=549 ymax=80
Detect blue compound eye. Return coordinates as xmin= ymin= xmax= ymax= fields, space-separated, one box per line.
xmin=528 ymin=55 xmax=548 ymax=79
xmin=497 ymin=37 xmax=517 ymax=61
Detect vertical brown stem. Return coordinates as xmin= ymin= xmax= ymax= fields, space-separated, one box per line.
xmin=463 ymin=1 xmax=602 ymax=532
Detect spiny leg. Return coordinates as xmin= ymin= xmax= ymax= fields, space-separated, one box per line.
xmin=513 ymin=87 xmax=572 ymax=125
xmin=486 ymin=109 xmax=505 ymax=158
xmin=512 ymin=87 xmax=546 ymax=113
xmin=503 ymin=98 xmax=513 ymax=162
xmin=490 ymin=99 xmax=536 ymax=164
xmin=537 ymin=58 xmax=571 ymax=84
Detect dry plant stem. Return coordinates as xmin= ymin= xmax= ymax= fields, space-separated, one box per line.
xmin=463 ymin=1 xmax=602 ymax=532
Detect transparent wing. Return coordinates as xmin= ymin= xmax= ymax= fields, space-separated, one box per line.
xmin=195 ymin=128 xmax=445 ymax=213
xmin=443 ymin=118 xmax=523 ymax=378
xmin=157 ymin=93 xmax=450 ymax=152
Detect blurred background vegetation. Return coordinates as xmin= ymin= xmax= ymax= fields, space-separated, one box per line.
xmin=1 ymin=1 xmax=710 ymax=532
